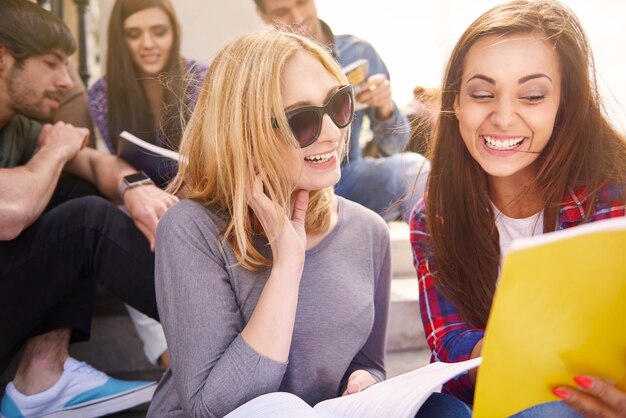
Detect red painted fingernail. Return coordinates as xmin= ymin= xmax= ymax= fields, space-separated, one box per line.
xmin=552 ymin=388 xmax=570 ymax=399
xmin=574 ymin=375 xmax=593 ymax=389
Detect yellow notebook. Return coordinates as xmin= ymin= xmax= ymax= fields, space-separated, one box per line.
xmin=473 ymin=217 xmax=626 ymax=417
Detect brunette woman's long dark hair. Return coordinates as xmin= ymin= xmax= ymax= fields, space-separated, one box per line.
xmin=105 ymin=0 xmax=186 ymax=150
xmin=427 ymin=0 xmax=626 ymax=328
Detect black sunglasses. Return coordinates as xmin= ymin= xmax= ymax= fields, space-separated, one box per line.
xmin=272 ymin=85 xmax=355 ymax=148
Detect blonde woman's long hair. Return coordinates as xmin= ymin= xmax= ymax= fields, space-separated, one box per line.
xmin=169 ymin=30 xmax=350 ymax=271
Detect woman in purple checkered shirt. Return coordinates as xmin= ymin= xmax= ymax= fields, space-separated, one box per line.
xmin=88 ymin=0 xmax=207 ymax=187
xmin=410 ymin=1 xmax=626 ymax=417
xmin=86 ymin=0 xmax=208 ymax=372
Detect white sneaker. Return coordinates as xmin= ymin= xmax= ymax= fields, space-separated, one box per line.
xmin=0 ymin=357 xmax=157 ymax=418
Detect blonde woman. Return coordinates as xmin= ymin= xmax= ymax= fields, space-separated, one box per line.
xmin=147 ymin=31 xmax=392 ymax=417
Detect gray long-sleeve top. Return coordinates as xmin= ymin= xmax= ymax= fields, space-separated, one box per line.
xmin=148 ymin=197 xmax=391 ymax=417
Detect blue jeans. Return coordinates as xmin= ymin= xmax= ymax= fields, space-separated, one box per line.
xmin=415 ymin=395 xmax=583 ymax=418
xmin=415 ymin=393 xmax=472 ymax=418
xmin=335 ymin=152 xmax=430 ymax=222
xmin=510 ymin=401 xmax=583 ymax=418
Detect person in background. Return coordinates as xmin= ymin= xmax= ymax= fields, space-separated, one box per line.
xmin=410 ymin=0 xmax=626 ymax=417
xmin=0 ymin=1 xmax=177 ymax=416
xmin=147 ymin=30 xmax=394 ymax=417
xmin=26 ymin=0 xmax=96 ymax=146
xmin=88 ymin=0 xmax=207 ymax=183
xmin=254 ymin=0 xmax=430 ymax=222
xmin=88 ymin=0 xmax=208 ymax=370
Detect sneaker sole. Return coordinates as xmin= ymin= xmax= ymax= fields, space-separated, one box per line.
xmin=39 ymin=382 xmax=157 ymax=418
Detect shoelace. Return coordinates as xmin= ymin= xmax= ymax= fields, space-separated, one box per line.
xmin=68 ymin=361 xmax=107 ymax=378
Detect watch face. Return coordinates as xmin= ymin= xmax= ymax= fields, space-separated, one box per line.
xmin=124 ymin=172 xmax=150 ymax=183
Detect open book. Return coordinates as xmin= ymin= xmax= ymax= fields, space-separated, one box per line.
xmin=473 ymin=216 xmax=626 ymax=417
xmin=117 ymin=130 xmax=180 ymax=187
xmin=224 ymin=358 xmax=481 ymax=418
xmin=342 ymin=58 xmax=369 ymax=112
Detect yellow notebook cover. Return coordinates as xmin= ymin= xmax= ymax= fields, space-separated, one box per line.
xmin=473 ymin=217 xmax=626 ymax=417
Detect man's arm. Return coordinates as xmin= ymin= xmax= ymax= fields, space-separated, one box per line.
xmin=355 ymin=72 xmax=410 ymax=155
xmin=63 ymin=148 xmax=178 ymax=249
xmin=342 ymin=38 xmax=409 ymax=156
xmin=369 ymin=101 xmax=409 ymax=156
xmin=0 ymin=122 xmax=87 ymax=240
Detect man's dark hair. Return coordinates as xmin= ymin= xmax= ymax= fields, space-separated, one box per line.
xmin=253 ymin=0 xmax=265 ymax=12
xmin=0 ymin=0 xmax=76 ymax=64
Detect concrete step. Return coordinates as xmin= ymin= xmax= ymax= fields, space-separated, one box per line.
xmin=386 ymin=347 xmax=431 ymax=378
xmin=387 ymin=221 xmax=426 ymax=352
xmin=389 ymin=221 xmax=415 ymax=278
xmin=388 ymin=275 xmax=425 ymax=352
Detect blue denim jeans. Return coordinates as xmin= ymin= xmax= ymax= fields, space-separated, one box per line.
xmin=335 ymin=152 xmax=430 ymax=222
xmin=509 ymin=401 xmax=584 ymax=418
xmin=415 ymin=395 xmax=583 ymax=418
xmin=414 ymin=393 xmax=472 ymax=418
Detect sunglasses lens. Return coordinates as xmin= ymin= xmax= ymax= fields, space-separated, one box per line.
xmin=288 ymin=110 xmax=319 ymax=147
xmin=330 ymin=89 xmax=353 ymax=127
xmin=281 ymin=86 xmax=353 ymax=148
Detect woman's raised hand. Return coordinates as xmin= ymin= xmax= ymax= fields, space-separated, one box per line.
xmin=247 ymin=170 xmax=309 ymax=270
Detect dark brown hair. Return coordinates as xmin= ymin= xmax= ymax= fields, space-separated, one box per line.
xmin=0 ymin=0 xmax=75 ymax=65
xmin=427 ymin=0 xmax=626 ymax=328
xmin=253 ymin=0 xmax=266 ymax=12
xmin=105 ymin=0 xmax=186 ymax=149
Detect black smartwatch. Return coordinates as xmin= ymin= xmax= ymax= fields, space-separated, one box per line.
xmin=118 ymin=171 xmax=155 ymax=199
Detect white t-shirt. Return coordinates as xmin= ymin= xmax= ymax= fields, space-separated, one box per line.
xmin=491 ymin=203 xmax=544 ymax=260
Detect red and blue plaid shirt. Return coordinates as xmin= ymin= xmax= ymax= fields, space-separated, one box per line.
xmin=410 ymin=184 xmax=625 ymax=404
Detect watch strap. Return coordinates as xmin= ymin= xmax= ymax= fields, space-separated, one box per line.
xmin=118 ymin=171 xmax=155 ymax=199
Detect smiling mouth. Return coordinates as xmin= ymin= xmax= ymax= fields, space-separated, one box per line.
xmin=141 ymin=55 xmax=160 ymax=62
xmin=304 ymin=151 xmax=335 ymax=164
xmin=482 ymin=135 xmax=527 ymax=151
xmin=45 ymin=93 xmax=63 ymax=103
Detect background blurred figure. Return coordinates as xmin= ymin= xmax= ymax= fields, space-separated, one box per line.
xmin=254 ymin=0 xmax=430 ymax=222
xmin=0 ymin=1 xmax=178 ymax=415
xmin=26 ymin=0 xmax=95 ymax=146
xmin=88 ymin=0 xmax=207 ymax=182
xmin=88 ymin=0 xmax=207 ymax=371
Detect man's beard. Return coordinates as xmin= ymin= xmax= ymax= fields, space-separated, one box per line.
xmin=6 ymin=65 xmax=57 ymax=122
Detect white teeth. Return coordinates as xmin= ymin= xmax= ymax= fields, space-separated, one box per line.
xmin=483 ymin=136 xmax=525 ymax=151
xmin=305 ymin=151 xmax=335 ymax=164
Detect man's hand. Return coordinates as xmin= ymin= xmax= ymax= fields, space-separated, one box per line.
xmin=123 ymin=185 xmax=179 ymax=250
xmin=355 ymin=74 xmax=395 ymax=121
xmin=39 ymin=121 xmax=89 ymax=163
xmin=341 ymin=370 xmax=378 ymax=396
xmin=553 ymin=375 xmax=626 ymax=418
